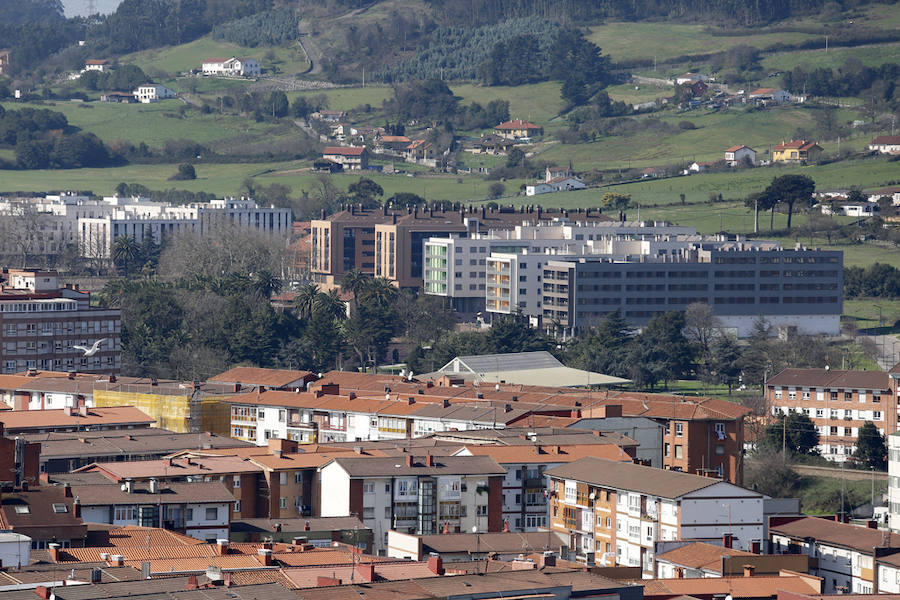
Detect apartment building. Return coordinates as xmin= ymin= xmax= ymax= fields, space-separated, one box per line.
xmin=313 ymin=205 xmax=613 ymax=290
xmin=766 ymin=368 xmax=894 ymax=460
xmin=455 ymin=443 xmax=633 ymax=532
xmin=769 ymin=515 xmax=900 ymax=594
xmin=0 ymin=269 xmax=121 ymax=374
xmin=0 ymin=406 xmax=154 ymax=435
xmin=546 ymin=457 xmax=764 ymax=574
xmin=887 ymin=431 xmax=900 ymax=533
xmin=543 ymin=242 xmax=842 ymax=336
xmin=318 ymin=454 xmax=506 ymax=553
xmin=224 ymin=387 xmax=534 ymax=445
xmin=0 ymin=195 xmax=290 ymax=261
xmin=73 ymin=480 xmax=234 ymax=541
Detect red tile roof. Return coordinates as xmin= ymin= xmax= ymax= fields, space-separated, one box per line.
xmin=323 ymin=146 xmax=366 ymax=156
xmin=208 ymin=367 xmax=314 ymax=388
xmin=656 ymin=542 xmax=754 ymax=572
xmin=767 ymin=368 xmax=890 ymax=390
xmin=873 ymin=136 xmax=900 ymax=145
xmin=496 ymin=119 xmax=540 ymax=130
xmin=77 ymin=455 xmax=263 ymax=480
xmin=0 ymin=406 xmax=154 ymax=431
xmin=774 ymin=139 xmax=820 ymax=151
xmin=726 ymin=145 xmax=750 ymax=152
xmin=641 ymin=574 xmax=821 ymax=599
xmin=282 ymin=562 xmax=438 ymax=588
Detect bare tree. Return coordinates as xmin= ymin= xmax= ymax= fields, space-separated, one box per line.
xmin=684 ymin=302 xmax=724 ymax=358
xmin=0 ymin=202 xmax=49 ymax=268
xmin=158 ymin=223 xmax=286 ymax=281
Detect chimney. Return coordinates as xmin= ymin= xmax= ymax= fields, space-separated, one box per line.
xmin=216 ymin=539 xmax=229 ymax=555
xmin=427 ymin=553 xmax=444 ymax=575
xmin=67 ymin=371 xmax=75 ymax=380
xmin=78 ymin=405 xmax=88 ymax=417
xmin=722 ymin=533 xmax=733 ymax=549
xmin=442 ymin=399 xmax=450 ymax=408
xmin=73 ymin=497 xmax=81 ymax=519
xmin=110 ymin=555 xmax=124 ymax=567
xmin=503 ymin=519 xmax=510 ymax=533
xmin=504 ymin=404 xmax=511 ymax=412
xmin=108 ymin=374 xmax=116 ymax=383
xmin=48 ymin=543 xmax=60 ymax=562
xmin=223 ymin=571 xmax=232 ymax=588
xmin=35 ymin=586 xmax=51 ymax=600
xmin=355 ymin=562 xmax=375 ymax=582
xmin=257 ymin=548 xmax=273 ymax=566
xmin=274 ymin=522 xmax=282 ymax=532
xmin=751 ymin=540 xmax=761 ymax=554
xmin=304 ymin=521 xmax=311 ymax=531
xmin=867 ymin=520 xmax=878 ymax=529
xmin=233 ymin=382 xmax=241 ymax=393
xmin=426 ymin=453 xmax=434 ymax=467
xmin=63 ymin=483 xmax=72 ymax=497
xmin=186 ymin=574 xmax=198 ymax=590
xmin=675 ymin=567 xmax=684 ymax=579
xmin=743 ymin=564 xmax=756 ymax=578
xmin=348 ymin=392 xmax=356 ymax=400
xmin=149 ymin=479 xmax=158 ymax=494
xmin=406 ymin=454 xmax=414 ymax=467
xmin=539 ymin=551 xmax=556 ymax=568
xmin=90 ymin=568 xmax=101 ymax=583
xmin=293 ymin=536 xmax=308 ymax=546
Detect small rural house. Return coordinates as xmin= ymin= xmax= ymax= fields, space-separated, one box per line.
xmin=724 ymin=145 xmax=756 ymax=166
xmin=869 ymin=136 xmax=900 ymax=155
xmin=133 ymin=84 xmax=176 ymax=103
xmin=322 ymin=146 xmax=369 ymax=170
xmin=83 ymin=59 xmax=109 ymax=72
xmin=494 ymin=119 xmax=542 ymax=141
xmin=773 ymin=139 xmax=823 ymax=163
xmin=201 ymin=57 xmax=261 ymax=77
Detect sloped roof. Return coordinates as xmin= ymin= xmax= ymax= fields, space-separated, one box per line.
xmin=458 ymin=443 xmax=632 ymax=464
xmin=767 ymin=368 xmax=890 ymax=390
xmin=769 ymin=516 xmax=890 ymax=553
xmin=417 ymin=530 xmax=567 ymax=554
xmin=640 ymin=574 xmax=821 ymax=599
xmin=546 ymin=457 xmax=753 ymax=499
xmin=774 ymin=139 xmax=820 ymax=151
xmin=434 ymin=351 xmax=629 ymax=387
xmin=323 ymin=146 xmax=366 ymax=156
xmin=325 ymin=455 xmax=505 ymax=477
xmin=496 ymin=119 xmax=541 ymax=130
xmin=208 ymin=367 xmax=313 ymax=388
xmin=726 ymin=145 xmax=753 ymax=152
xmin=71 ymin=481 xmax=235 ymax=505
xmin=656 ymin=542 xmax=754 ymax=572
xmin=0 ymin=406 xmax=154 ymax=431
xmin=873 ymin=136 xmax=900 ymax=145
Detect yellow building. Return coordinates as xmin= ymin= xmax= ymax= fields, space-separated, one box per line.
xmin=773 ymin=139 xmax=823 ymax=163
xmin=494 ymin=119 xmax=543 ymax=140
xmin=91 ymin=379 xmax=234 ymax=435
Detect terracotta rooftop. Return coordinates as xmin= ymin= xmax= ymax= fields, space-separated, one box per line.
xmin=282 ymin=561 xmax=439 ymax=588
xmin=76 ymin=455 xmax=263 ymax=480
xmin=873 ymin=136 xmax=900 ymax=145
xmin=457 ymin=443 xmax=633 ymax=464
xmin=769 ymin=516 xmax=893 ymax=554
xmin=726 ymin=145 xmax=751 ymax=152
xmin=767 ymin=368 xmax=890 ymax=390
xmin=495 ymin=119 xmax=541 ymax=130
xmin=0 ymin=406 xmax=154 ymax=431
xmin=71 ymin=481 xmax=236 ymax=505
xmin=547 ymin=457 xmax=757 ymax=499
xmin=208 ymin=366 xmax=314 ymax=388
xmin=326 ymin=455 xmax=505 ymax=477
xmin=774 ymin=139 xmax=820 ymax=151
xmin=323 ymin=146 xmax=366 ymax=156
xmin=416 ymin=531 xmax=567 ymax=554
xmin=640 ymin=573 xmax=822 ymax=598
xmin=656 ymin=541 xmax=754 ymax=572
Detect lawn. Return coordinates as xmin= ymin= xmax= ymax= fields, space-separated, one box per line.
xmin=797 ymin=474 xmax=885 ymax=515
xmin=0 ymin=100 xmax=283 ymax=149
xmin=587 ymin=22 xmax=820 ymax=64
xmin=286 ymin=86 xmax=394 ymax=112
xmin=761 ymin=42 xmax=900 ymax=73
xmin=123 ymin=36 xmax=309 ymax=77
xmin=533 ymin=104 xmax=872 ymax=171
xmin=843 ymin=299 xmax=900 ymax=328
xmin=605 ymin=82 xmax=671 ymax=106
xmin=452 ymin=82 xmax=566 ymax=126
xmin=535 ymin=157 xmax=900 ymax=209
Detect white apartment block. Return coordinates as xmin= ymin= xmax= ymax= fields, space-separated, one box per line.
xmin=318 ymin=455 xmax=505 ymax=554
xmin=0 ymin=195 xmax=292 ymax=261
xmin=133 ymin=84 xmax=175 ymax=103
xmin=889 ymin=432 xmax=900 ymax=532
xmin=227 ymin=389 xmax=526 ymax=446
xmin=547 ymin=457 xmax=764 ymax=575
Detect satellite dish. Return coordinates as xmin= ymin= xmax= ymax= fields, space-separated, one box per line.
xmin=471 ymin=526 xmax=478 ymax=533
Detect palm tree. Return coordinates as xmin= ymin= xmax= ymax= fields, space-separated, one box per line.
xmin=340 ymin=268 xmax=372 ymax=315
xmin=112 ymin=235 xmax=140 ymax=276
xmin=314 ymin=289 xmax=347 ymax=322
xmin=365 ymin=277 xmax=398 ymax=308
xmin=293 ymin=283 xmax=319 ymax=319
xmin=251 ymin=270 xmax=283 ymax=300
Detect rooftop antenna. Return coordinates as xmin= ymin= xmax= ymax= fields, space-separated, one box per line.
xmin=85 ymin=0 xmax=97 ymax=16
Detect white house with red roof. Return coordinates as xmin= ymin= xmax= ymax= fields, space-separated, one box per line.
xmin=748 ymin=88 xmax=791 ymax=103
xmin=322 ymin=146 xmax=369 ymax=170
xmin=83 ymin=59 xmax=109 ymax=73
xmin=201 ymin=57 xmax=260 ymax=77
xmin=494 ymin=119 xmax=543 ymax=141
xmin=724 ymin=145 xmax=756 ymax=166
xmin=869 ymin=135 xmax=900 ymax=155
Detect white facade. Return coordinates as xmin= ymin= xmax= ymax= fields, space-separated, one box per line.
xmin=485 ymin=251 xmax=545 ymax=320
xmin=133 ymin=84 xmax=176 ymax=103
xmin=889 ymin=433 xmax=900 ymax=532
xmin=202 ymin=57 xmax=260 ymax=77
xmin=725 ymin=146 xmax=756 ymax=166
xmin=80 ymin=501 xmax=230 ymax=542
xmin=820 ymin=202 xmax=880 ymax=217
xmin=0 ymin=532 xmax=31 ymax=569
xmin=770 ymin=532 xmax=867 ymax=593
xmin=721 ymin=314 xmax=841 ymax=338
xmin=525 ymin=178 xmax=586 ymax=196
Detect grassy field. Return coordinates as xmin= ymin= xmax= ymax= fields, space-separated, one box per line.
xmin=123 ymin=36 xmax=309 ymax=76
xmin=844 ymin=299 xmax=900 ymax=327
xmin=587 ymin=22 xmax=821 ymax=64
xmin=0 ymin=100 xmax=283 ymax=148
xmin=797 ymin=474 xmax=884 ymax=515
xmin=605 ymin=82 xmax=671 ymax=105
xmin=530 ymin=157 xmax=900 ymax=209
xmin=453 ymin=82 xmax=566 ymax=126
xmin=761 ymin=42 xmax=900 ymax=73
xmin=287 ymin=86 xmax=394 ymax=112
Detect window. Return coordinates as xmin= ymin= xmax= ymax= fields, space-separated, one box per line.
xmin=205 ymin=507 xmax=218 ymax=520
xmin=279 ymin=497 xmax=287 ymax=509
xmin=363 ymin=482 xmax=375 ymax=494
xmin=295 ymin=472 xmax=303 ymax=484
xmin=664 ymin=443 xmax=670 ymax=457
xmin=675 ymin=445 xmax=683 ymax=459
xmin=363 ymin=507 xmax=375 ymax=520
xmin=674 ymin=423 xmax=683 ymax=437
xmin=186 ymin=509 xmax=194 ymax=521
xmin=114 ymin=506 xmax=135 ymax=521
xmin=476 ymin=505 xmax=488 ymax=516
xmin=234 ymin=501 xmax=241 ymax=512
xmin=279 ymin=472 xmax=288 ymax=485
xmin=14 ymin=506 xmax=30 ymax=514
xmin=52 ymin=503 xmax=68 ymax=513
xmin=874 ymin=411 xmax=883 ymax=421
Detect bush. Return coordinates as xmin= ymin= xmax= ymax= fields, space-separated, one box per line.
xmin=212 ymin=9 xmax=299 ymax=47
xmin=678 ymin=120 xmax=697 ymax=130
xmin=169 ymin=163 xmax=197 ymax=181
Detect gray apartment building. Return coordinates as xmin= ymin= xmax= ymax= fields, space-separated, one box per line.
xmin=542 ymin=243 xmax=842 ymax=337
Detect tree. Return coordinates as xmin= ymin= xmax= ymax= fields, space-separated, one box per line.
xmin=764 ymin=174 xmax=815 ymax=231
xmin=347 ymin=177 xmax=384 ymax=207
xmin=601 ymin=192 xmax=631 ymax=213
xmin=112 ymin=235 xmax=141 ymax=276
xmin=764 ymin=411 xmax=819 ymax=456
xmin=488 ymin=182 xmax=505 ymax=200
xmin=744 ymin=190 xmax=777 ymax=232
xmin=293 ymin=282 xmax=319 ymax=319
xmin=268 ymin=91 xmax=289 ymax=118
xmin=171 ymin=163 xmax=196 ymax=180
xmin=684 ymin=302 xmax=722 ymax=363
xmin=854 ymin=421 xmax=886 ymax=470
xmin=251 ymin=270 xmax=282 ymax=300
xmin=486 ymin=313 xmax=553 ymax=355
xmin=566 ymin=310 xmax=633 ymax=378
xmin=708 ymin=335 xmax=742 ymax=394
xmin=629 ymin=311 xmax=694 ymax=390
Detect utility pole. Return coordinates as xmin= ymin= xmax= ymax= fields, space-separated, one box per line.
xmin=782 ymin=413 xmax=786 ymax=462
xmin=754 ymin=195 xmax=759 ymax=233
